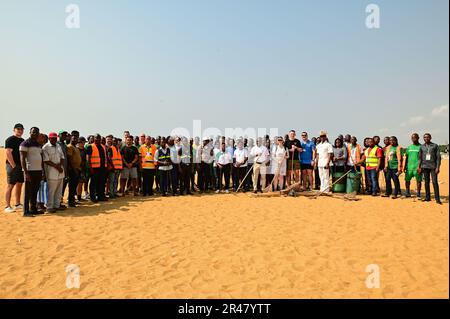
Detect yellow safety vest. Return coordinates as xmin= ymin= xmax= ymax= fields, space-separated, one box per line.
xmin=364 ymin=146 xmax=379 ymax=168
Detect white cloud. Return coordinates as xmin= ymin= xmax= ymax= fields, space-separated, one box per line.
xmin=384 ymin=104 xmax=449 ymax=144
xmin=431 ymin=104 xmax=449 ymax=117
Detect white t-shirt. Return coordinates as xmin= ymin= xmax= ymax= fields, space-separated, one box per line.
xmin=42 ymin=142 xmax=65 ymax=180
xmin=233 ymin=148 xmax=249 ymax=167
xmin=250 ymin=145 xmax=270 ymax=164
xmin=216 ymin=150 xmax=232 ymax=165
xmin=316 ymin=142 xmax=333 ymax=168
xmin=201 ymin=144 xmax=214 ymax=163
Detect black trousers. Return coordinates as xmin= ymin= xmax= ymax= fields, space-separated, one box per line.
xmin=235 ymin=166 xmax=249 ymax=191
xmin=170 ymin=165 xmax=180 ymax=194
xmin=244 ymin=164 xmax=253 ymax=190
xmin=24 ymin=171 xmax=42 ymax=214
xmin=142 ymin=169 xmax=155 ymax=196
xmin=68 ymin=169 xmax=80 ymax=204
xmin=422 ymin=168 xmax=440 ymax=201
xmin=190 ymin=164 xmax=197 ymax=191
xmin=198 ymin=162 xmax=212 ymax=191
xmin=90 ymin=167 xmax=107 ymax=200
xmin=314 ymin=167 xmax=320 ymax=190
xmin=216 ymin=164 xmax=231 ymax=190
xmin=180 ymin=163 xmax=191 ymax=194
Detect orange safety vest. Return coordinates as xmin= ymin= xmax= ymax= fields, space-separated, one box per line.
xmin=140 ymin=144 xmax=156 ymax=169
xmin=384 ymin=145 xmax=403 ymax=171
xmin=347 ymin=144 xmax=361 ymax=165
xmin=90 ymin=144 xmax=108 ymax=168
xmin=110 ymin=145 xmax=123 ymax=170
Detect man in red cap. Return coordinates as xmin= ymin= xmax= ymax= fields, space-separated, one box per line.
xmin=42 ymin=132 xmax=66 ymax=213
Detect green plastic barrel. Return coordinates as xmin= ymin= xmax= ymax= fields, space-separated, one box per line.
xmin=346 ymin=171 xmax=362 ymax=193
xmin=332 ymin=171 xmax=347 ymax=193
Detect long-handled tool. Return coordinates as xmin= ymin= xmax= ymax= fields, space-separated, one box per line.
xmin=236 ymin=153 xmax=261 ymax=192
xmin=311 ymin=168 xmax=353 ymax=199
xmin=263 ymin=157 xmax=284 ymax=193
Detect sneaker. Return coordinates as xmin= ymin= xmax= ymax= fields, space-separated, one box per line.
xmin=14 ymin=204 xmax=23 ymax=210
xmin=23 ymin=213 xmax=35 ymax=218
xmin=225 ymin=189 xmax=230 ymax=194
xmin=215 ymin=190 xmax=220 ymax=194
xmin=404 ymin=192 xmax=411 ymax=198
xmin=4 ymin=206 xmax=15 ymax=213
xmin=83 ymin=194 xmax=90 ymax=200
xmin=68 ymin=203 xmax=77 ymax=208
xmin=391 ymin=195 xmax=398 ymax=199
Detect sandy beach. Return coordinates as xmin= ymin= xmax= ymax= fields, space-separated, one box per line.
xmin=0 ymin=149 xmax=448 ymax=299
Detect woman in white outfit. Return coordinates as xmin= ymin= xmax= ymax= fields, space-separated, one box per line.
xmin=271 ymin=137 xmax=289 ymax=191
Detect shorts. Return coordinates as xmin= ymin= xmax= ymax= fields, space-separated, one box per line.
xmin=301 ymin=164 xmax=313 ymax=170
xmin=405 ymin=169 xmax=422 ymax=182
xmin=121 ymin=167 xmax=138 ymax=179
xmin=287 ymin=159 xmax=301 ymax=171
xmin=6 ymin=163 xmax=24 ymax=185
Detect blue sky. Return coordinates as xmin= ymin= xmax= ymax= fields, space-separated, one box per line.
xmin=0 ymin=0 xmax=448 ymax=145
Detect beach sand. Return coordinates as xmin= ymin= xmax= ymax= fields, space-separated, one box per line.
xmin=0 ymin=149 xmax=448 ymax=299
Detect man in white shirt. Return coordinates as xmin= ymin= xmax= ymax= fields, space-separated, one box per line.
xmin=250 ymin=137 xmax=270 ymax=193
xmin=315 ymin=131 xmax=334 ymax=193
xmin=42 ymin=132 xmax=65 ymax=212
xmin=233 ymin=140 xmax=249 ymax=191
xmin=215 ymin=142 xmax=232 ymax=193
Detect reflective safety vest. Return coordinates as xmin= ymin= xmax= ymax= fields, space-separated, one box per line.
xmin=385 ymin=145 xmax=402 ymax=171
xmin=110 ymin=145 xmax=123 ymax=170
xmin=180 ymin=146 xmax=191 ymax=163
xmin=140 ymin=144 xmax=156 ymax=169
xmin=157 ymin=147 xmax=171 ymax=162
xmin=364 ymin=146 xmax=379 ymax=168
xmin=90 ymin=143 xmax=107 ymax=168
xmin=347 ymin=144 xmax=361 ymax=165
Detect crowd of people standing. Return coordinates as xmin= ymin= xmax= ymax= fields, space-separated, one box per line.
xmin=4 ymin=123 xmax=444 ymax=217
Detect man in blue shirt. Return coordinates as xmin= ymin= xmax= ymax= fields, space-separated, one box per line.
xmin=299 ymin=132 xmax=316 ymax=191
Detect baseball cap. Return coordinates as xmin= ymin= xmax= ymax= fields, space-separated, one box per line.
xmin=58 ymin=130 xmax=68 ymax=135
xmin=49 ymin=132 xmax=58 ymax=138
xmin=14 ymin=123 xmax=24 ymax=129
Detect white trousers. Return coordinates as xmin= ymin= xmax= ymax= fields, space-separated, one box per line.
xmin=47 ymin=179 xmax=64 ymax=209
xmin=318 ymin=167 xmax=331 ymax=193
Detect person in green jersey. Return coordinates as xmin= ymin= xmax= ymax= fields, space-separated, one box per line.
xmin=403 ymin=133 xmax=422 ymax=198
xmin=383 ymin=136 xmax=403 ymax=199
